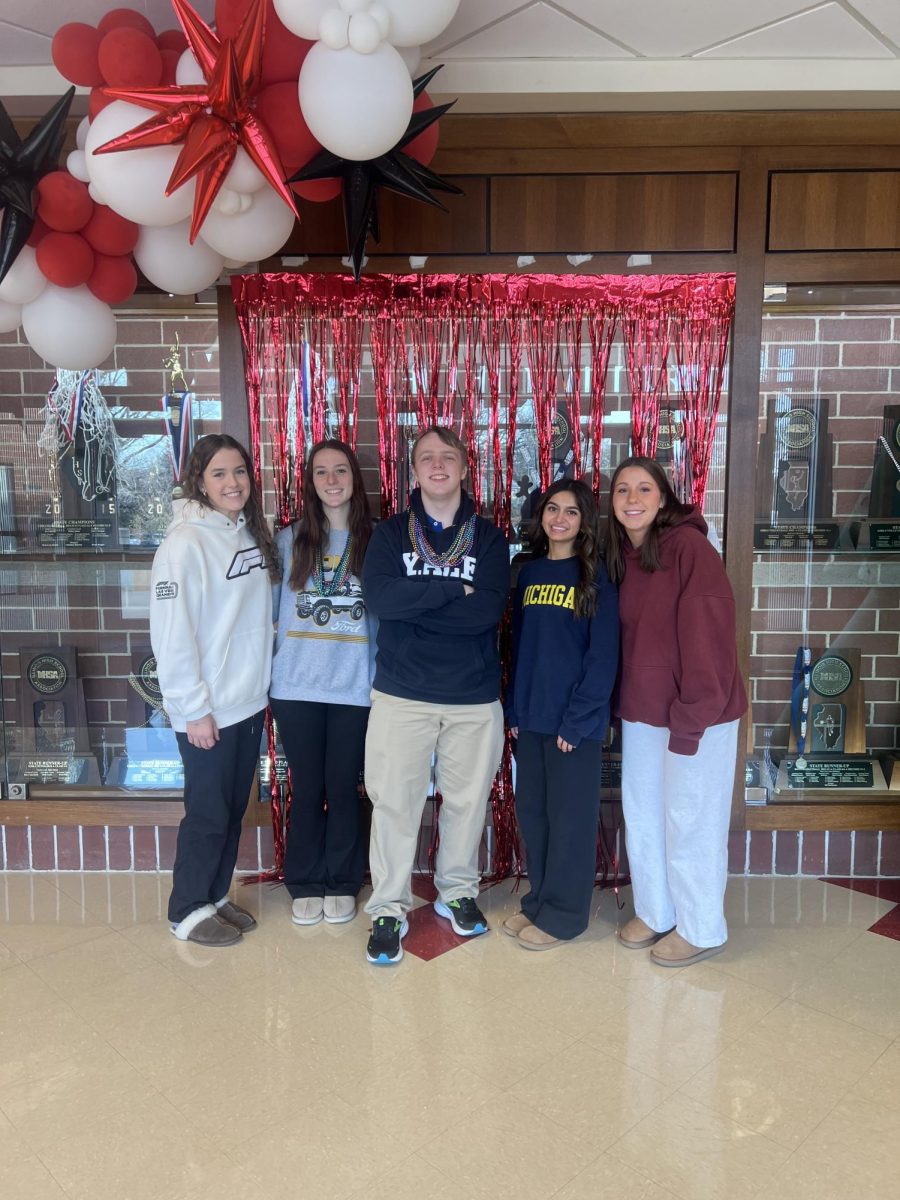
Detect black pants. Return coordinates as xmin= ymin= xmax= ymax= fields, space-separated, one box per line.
xmin=168 ymin=709 xmax=265 ymax=924
xmin=270 ymin=698 xmax=369 ymax=900
xmin=514 ymin=731 xmax=603 ymax=940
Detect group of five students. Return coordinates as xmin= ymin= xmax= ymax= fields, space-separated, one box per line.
xmin=150 ymin=424 xmax=745 ymax=967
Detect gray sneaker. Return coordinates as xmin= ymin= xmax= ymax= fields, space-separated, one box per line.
xmin=292 ymin=897 xmax=324 ymax=925
xmin=324 ymin=895 xmax=356 ymax=924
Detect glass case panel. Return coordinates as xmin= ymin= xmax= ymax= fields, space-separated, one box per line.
xmin=748 ymin=286 xmax=900 ymax=803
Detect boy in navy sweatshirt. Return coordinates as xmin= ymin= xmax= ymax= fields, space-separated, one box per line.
xmin=362 ymin=426 xmax=510 ymax=964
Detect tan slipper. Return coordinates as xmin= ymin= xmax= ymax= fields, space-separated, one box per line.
xmin=517 ymin=924 xmax=562 ymax=951
xmin=617 ymin=916 xmax=673 ymax=950
xmin=502 ymin=912 xmax=533 ymax=937
xmin=650 ymin=930 xmax=726 ymax=967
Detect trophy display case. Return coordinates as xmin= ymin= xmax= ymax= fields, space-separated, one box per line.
xmin=0 ymin=304 xmax=224 ymax=801
xmin=747 ymin=287 xmax=900 ymax=816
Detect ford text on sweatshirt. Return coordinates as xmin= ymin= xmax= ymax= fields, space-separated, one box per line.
xmin=149 ymin=500 xmax=273 ymax=733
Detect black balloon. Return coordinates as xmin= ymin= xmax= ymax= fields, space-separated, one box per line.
xmin=0 ymin=87 xmax=75 ymax=285
xmin=290 ymin=69 xmax=461 ymax=281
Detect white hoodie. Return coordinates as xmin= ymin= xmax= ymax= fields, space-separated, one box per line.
xmin=149 ymin=500 xmax=273 ymax=732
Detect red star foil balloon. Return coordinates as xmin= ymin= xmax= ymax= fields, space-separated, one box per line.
xmin=94 ymin=0 xmax=298 ymax=243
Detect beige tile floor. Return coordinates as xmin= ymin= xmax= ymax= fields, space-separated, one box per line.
xmin=0 ymin=871 xmax=899 ymax=1200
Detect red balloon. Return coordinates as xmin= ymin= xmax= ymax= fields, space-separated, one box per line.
xmin=292 ymin=179 xmax=342 ymax=203
xmin=215 ymin=0 xmax=252 ymax=38
xmin=261 ymin=10 xmax=313 ymax=85
xmin=216 ymin=0 xmax=312 ymax=85
xmin=97 ymin=9 xmax=156 ymax=39
xmin=88 ymin=253 xmax=138 ymax=304
xmin=82 ymin=205 xmax=140 ymax=256
xmin=256 ymin=82 xmax=320 ymax=175
xmin=36 ymin=232 xmax=95 ymax=288
xmin=157 ymin=28 xmax=189 ymax=54
xmin=51 ymin=23 xmax=104 ymax=87
xmin=159 ymin=48 xmax=181 ymax=85
xmin=36 ymin=172 xmax=94 ymax=233
xmin=27 ymin=217 xmax=50 ymax=248
xmin=405 ymin=92 xmax=440 ymax=167
xmin=98 ymin=28 xmax=163 ymax=88
xmin=89 ymin=88 xmax=115 ymax=120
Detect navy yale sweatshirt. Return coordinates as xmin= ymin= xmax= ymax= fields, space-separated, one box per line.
xmin=507 ymin=555 xmax=619 ymax=747
xmin=363 ymin=488 xmax=510 ymax=704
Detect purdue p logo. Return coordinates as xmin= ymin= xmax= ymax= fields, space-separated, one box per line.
xmin=226 ymin=547 xmax=265 ymax=579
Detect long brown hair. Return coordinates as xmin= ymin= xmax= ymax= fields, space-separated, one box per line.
xmin=183 ymin=434 xmax=281 ymax=579
xmin=605 ymin=456 xmax=693 ymax=583
xmin=289 ymin=439 xmax=372 ymax=590
xmin=530 ymin=478 xmax=600 ymax=618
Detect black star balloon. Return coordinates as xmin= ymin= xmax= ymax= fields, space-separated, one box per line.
xmin=0 ymin=87 xmax=75 ymax=284
xmin=290 ymin=68 xmax=462 ymax=281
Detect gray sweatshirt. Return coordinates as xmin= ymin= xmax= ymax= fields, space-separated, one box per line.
xmin=270 ymin=525 xmax=376 ymax=707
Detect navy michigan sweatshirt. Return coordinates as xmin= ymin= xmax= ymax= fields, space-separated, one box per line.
xmin=362 ymin=488 xmax=510 ymax=704
xmin=507 ymin=554 xmax=619 ymax=747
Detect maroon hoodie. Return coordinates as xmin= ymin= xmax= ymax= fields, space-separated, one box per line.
xmin=616 ymin=508 xmax=747 ymax=755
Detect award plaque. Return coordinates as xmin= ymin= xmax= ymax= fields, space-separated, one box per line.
xmin=754 ymin=398 xmax=839 ymax=549
xmin=774 ymin=647 xmax=890 ymax=797
xmin=36 ymin=444 xmax=119 ymax=551
xmin=10 ymin=646 xmax=101 ymax=786
xmin=108 ymin=727 xmax=183 ymax=789
xmin=855 ymin=406 xmax=900 ymax=550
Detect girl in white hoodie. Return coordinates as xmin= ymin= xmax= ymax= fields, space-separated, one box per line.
xmin=150 ymin=435 xmax=280 ymax=947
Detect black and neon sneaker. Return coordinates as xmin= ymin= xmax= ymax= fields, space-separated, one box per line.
xmin=366 ymin=917 xmax=409 ymax=965
xmin=434 ymin=897 xmax=488 ymax=937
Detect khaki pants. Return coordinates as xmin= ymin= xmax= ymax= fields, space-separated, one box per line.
xmin=364 ymin=690 xmax=505 ymax=919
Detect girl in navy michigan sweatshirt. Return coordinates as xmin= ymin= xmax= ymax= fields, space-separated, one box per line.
xmin=505 ymin=479 xmax=619 ymax=948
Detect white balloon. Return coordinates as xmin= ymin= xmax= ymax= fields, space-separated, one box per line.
xmin=0 ymin=244 xmax=47 ymax=306
xmin=369 ymin=3 xmax=390 ymax=37
xmin=339 ymin=0 xmax=369 ymax=12
xmin=22 ymin=285 xmax=117 ymax=370
xmin=214 ymin=188 xmax=243 ymax=215
xmin=320 ymin=9 xmax=350 ymax=48
xmin=0 ymin=298 xmax=22 ymax=334
xmin=75 ymin=116 xmax=91 ymax=150
xmin=175 ymin=48 xmax=205 ymax=85
xmin=349 ymin=13 xmax=382 ymax=53
xmin=397 ymin=43 xmax=420 ymax=75
xmin=299 ymin=42 xmax=413 ymax=161
xmin=381 ymin=0 xmax=459 ymax=46
xmin=66 ymin=149 xmax=90 ymax=183
xmin=86 ymin=102 xmax=196 ymax=228
xmin=88 ymin=180 xmax=107 ymax=204
xmin=198 ymin=186 xmax=296 ymax=260
xmin=225 ymin=147 xmax=267 ymax=194
xmin=135 ymin=221 xmax=225 ymax=294
xmin=238 ymin=192 xmax=253 ymax=213
xmin=273 ymin=0 xmax=334 ymax=41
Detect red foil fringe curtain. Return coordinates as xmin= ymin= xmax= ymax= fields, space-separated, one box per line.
xmin=232 ymin=272 xmax=735 ymax=880
xmin=673 ymin=291 xmax=734 ymax=507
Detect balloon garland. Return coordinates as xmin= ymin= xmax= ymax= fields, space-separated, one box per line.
xmin=2 ymin=0 xmax=461 ymax=370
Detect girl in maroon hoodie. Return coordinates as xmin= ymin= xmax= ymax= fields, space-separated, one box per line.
xmin=606 ymin=456 xmax=746 ymax=966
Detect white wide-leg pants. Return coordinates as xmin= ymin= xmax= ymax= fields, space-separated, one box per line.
xmin=621 ymin=719 xmax=739 ymax=948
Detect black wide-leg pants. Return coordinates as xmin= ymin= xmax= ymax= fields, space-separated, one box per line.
xmin=514 ymin=730 xmax=603 ymax=940
xmin=270 ymin=698 xmax=369 ymax=900
xmin=167 ymin=709 xmax=265 ymax=924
